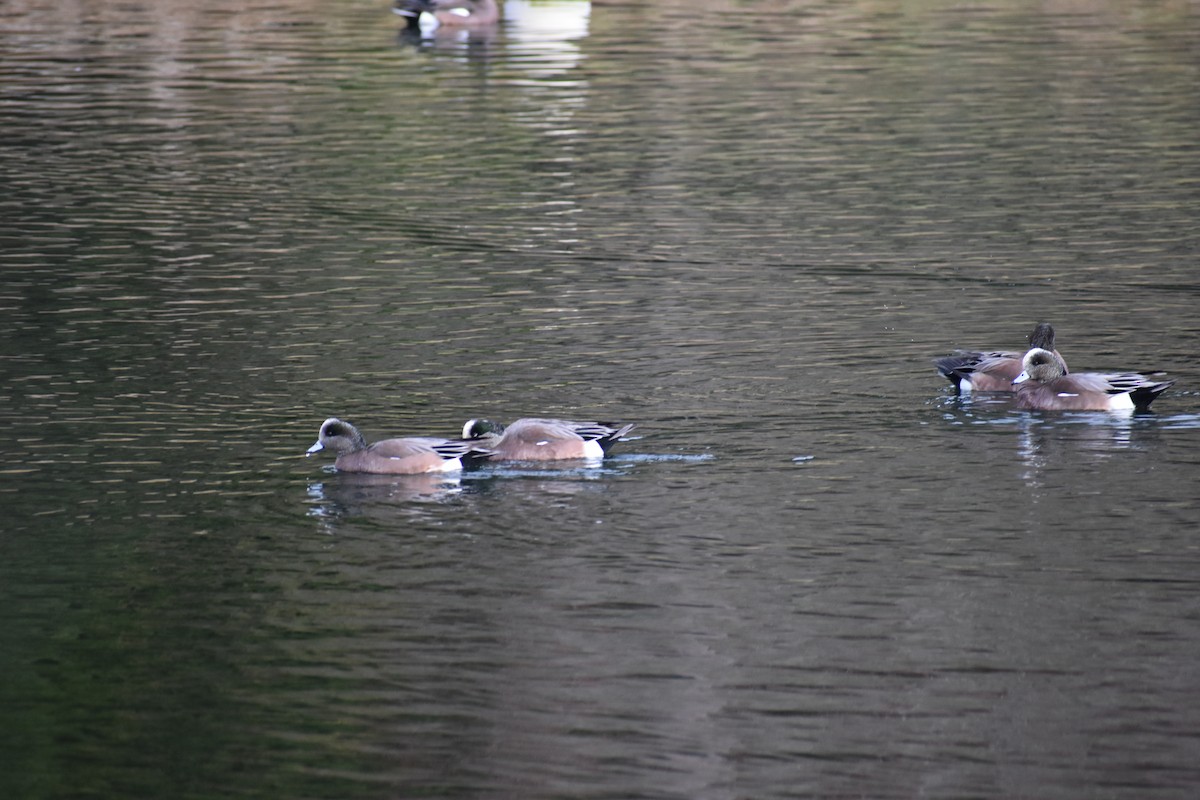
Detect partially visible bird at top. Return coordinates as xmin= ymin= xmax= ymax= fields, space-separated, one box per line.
xmin=393 ymin=0 xmax=500 ymax=31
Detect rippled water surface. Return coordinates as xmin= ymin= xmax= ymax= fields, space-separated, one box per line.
xmin=3 ymin=0 xmax=1200 ymax=797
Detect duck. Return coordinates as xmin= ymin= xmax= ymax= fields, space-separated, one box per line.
xmin=936 ymin=322 xmax=1068 ymax=393
xmin=306 ymin=417 xmax=491 ymax=474
xmin=461 ymin=417 xmax=635 ymax=461
xmin=393 ymin=0 xmax=499 ymax=30
xmin=1012 ymin=348 xmax=1175 ymax=412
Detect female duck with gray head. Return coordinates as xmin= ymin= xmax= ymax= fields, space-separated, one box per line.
xmin=307 ymin=417 xmax=492 ymax=474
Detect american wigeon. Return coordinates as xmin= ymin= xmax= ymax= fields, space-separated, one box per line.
xmin=1012 ymin=348 xmax=1175 ymax=412
xmin=393 ymin=0 xmax=499 ymax=29
xmin=462 ymin=418 xmax=635 ymax=461
xmin=306 ymin=417 xmax=491 ymax=474
xmin=936 ymin=322 xmax=1068 ymax=393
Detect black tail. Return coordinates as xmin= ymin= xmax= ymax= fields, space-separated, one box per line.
xmin=1130 ymin=380 xmax=1176 ymax=412
xmin=458 ymin=446 xmax=495 ymax=468
xmin=934 ymin=352 xmax=980 ymax=392
xmin=433 ymin=439 xmax=496 ymax=467
xmin=597 ymin=423 xmax=636 ymax=455
xmin=393 ymin=0 xmax=429 ymax=28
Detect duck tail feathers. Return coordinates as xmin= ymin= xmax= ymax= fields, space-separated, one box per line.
xmin=1130 ymin=379 xmax=1176 ymax=412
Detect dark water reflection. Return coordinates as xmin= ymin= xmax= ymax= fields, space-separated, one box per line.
xmin=3 ymin=0 xmax=1200 ymax=797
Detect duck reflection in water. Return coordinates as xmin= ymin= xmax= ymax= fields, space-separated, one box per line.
xmin=306 ymin=474 xmax=465 ymax=526
xmin=1016 ymin=412 xmax=1144 ymax=491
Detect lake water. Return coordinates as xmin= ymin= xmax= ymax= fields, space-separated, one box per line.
xmin=3 ymin=0 xmax=1200 ymax=797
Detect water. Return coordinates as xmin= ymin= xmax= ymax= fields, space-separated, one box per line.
xmin=3 ymin=0 xmax=1200 ymax=797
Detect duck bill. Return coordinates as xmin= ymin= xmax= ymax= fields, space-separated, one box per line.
xmin=1012 ymin=371 xmax=1030 ymax=385
xmin=305 ymin=441 xmax=324 ymax=456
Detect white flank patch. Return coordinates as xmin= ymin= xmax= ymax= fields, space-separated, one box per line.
xmin=581 ymin=439 xmax=604 ymax=459
xmin=439 ymin=457 xmax=463 ymax=472
xmin=1107 ymin=393 xmax=1135 ymax=411
xmin=959 ymin=378 xmax=975 ymax=394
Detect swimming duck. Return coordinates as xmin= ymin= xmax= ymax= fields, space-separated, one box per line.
xmin=462 ymin=417 xmax=635 ymax=461
xmin=936 ymin=322 xmax=1068 ymax=393
xmin=306 ymin=417 xmax=491 ymax=474
xmin=1012 ymin=348 xmax=1174 ymax=412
